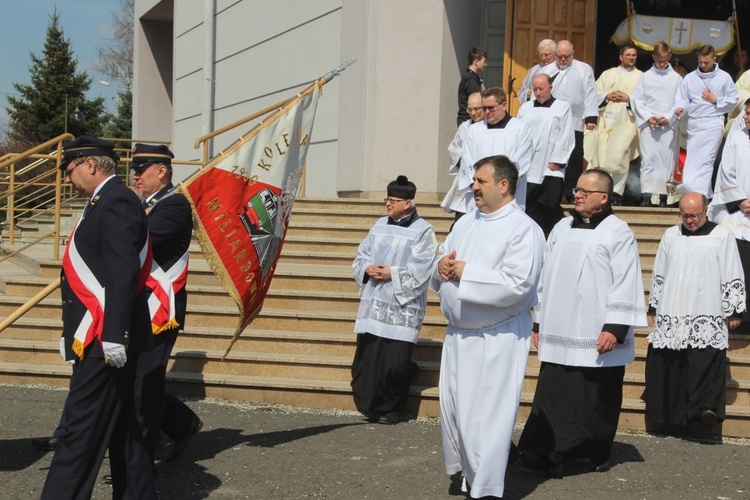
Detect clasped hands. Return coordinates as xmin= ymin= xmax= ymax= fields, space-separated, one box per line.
xmin=438 ymin=251 xmax=466 ymax=281
xmin=648 ymin=116 xmax=668 ymax=129
xmin=366 ymin=264 xmax=392 ymax=282
xmin=607 ymin=90 xmax=629 ymax=103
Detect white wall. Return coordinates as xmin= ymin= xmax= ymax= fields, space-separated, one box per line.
xmin=134 ymin=0 xmax=484 ymax=198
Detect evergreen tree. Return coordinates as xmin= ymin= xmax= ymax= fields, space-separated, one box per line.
xmin=103 ymin=85 xmax=133 ymax=148
xmin=5 ymin=8 xmax=107 ymax=146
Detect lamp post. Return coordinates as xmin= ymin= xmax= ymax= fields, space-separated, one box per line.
xmin=64 ymin=94 xmax=84 ymax=134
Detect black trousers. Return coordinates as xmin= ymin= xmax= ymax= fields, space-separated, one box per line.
xmin=563 ymin=131 xmax=585 ymax=200
xmin=133 ymin=327 xmax=200 ymax=457
xmin=526 ymin=177 xmax=564 ymax=238
xmin=42 ymin=356 xmax=156 ymax=500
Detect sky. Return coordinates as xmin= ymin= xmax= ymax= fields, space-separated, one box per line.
xmin=0 ymin=0 xmax=123 ymax=134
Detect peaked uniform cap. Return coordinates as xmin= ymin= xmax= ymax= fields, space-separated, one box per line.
xmin=60 ymin=136 xmax=119 ymax=169
xmin=130 ymin=143 xmax=174 ymax=169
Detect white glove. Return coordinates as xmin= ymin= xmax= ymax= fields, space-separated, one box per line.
xmin=59 ymin=337 xmax=75 ymax=365
xmin=102 ymin=342 xmax=127 ymax=368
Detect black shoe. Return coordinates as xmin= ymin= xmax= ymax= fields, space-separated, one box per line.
xmin=165 ymin=419 xmax=203 ymax=462
xmin=363 ymin=412 xmax=380 ymax=423
xmin=641 ymin=197 xmax=654 ymax=207
xmin=658 ymin=195 xmax=668 ymax=207
xmin=518 ymin=450 xmax=563 ymax=478
xmin=701 ymin=410 xmax=719 ymax=426
xmin=377 ymin=412 xmax=402 ymax=425
xmin=31 ymin=437 xmax=58 ymax=451
xmin=593 ymin=460 xmax=611 ymax=473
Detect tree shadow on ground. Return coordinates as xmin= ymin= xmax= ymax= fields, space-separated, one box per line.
xmin=0 ymin=438 xmax=51 ymax=472
xmin=153 ymin=422 xmax=364 ymax=499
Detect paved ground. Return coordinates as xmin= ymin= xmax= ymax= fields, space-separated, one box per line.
xmin=1 ymin=384 xmax=749 ymax=499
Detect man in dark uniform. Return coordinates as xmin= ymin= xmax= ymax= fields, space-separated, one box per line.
xmin=129 ymin=143 xmax=202 ymax=463
xmin=41 ymin=137 xmax=157 ymax=500
xmin=456 ymin=47 xmax=487 ymax=126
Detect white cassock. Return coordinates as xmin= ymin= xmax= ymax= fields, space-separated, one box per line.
xmin=517 ymin=63 xmax=548 ymax=105
xmin=536 ymin=214 xmax=648 ymax=367
xmin=709 ymin=116 xmax=750 ymax=240
xmin=586 ymin=67 xmax=643 ymax=195
xmin=517 ymin=98 xmax=574 ymax=184
xmin=674 ymin=64 xmax=738 ymax=197
xmin=458 ymin=118 xmax=534 ymax=211
xmin=441 ymin=119 xmax=472 ymax=213
xmin=542 ymin=60 xmax=599 ymax=132
xmin=352 ymin=216 xmax=437 ymax=343
xmin=725 ymin=69 xmax=750 ymax=132
xmin=633 ymin=64 xmax=683 ymax=196
xmin=430 ymin=200 xmax=544 ymax=499
xmin=648 ymin=224 xmax=745 ymax=352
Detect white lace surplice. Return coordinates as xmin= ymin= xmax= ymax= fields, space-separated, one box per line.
xmin=648 ymin=224 xmax=746 ymax=350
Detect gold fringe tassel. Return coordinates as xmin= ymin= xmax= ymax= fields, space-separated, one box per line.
xmin=152 ymin=318 xmax=180 ymax=335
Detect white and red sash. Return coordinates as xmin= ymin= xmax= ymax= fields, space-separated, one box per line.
xmin=62 ymin=221 xmax=152 ymax=360
xmin=146 ymin=250 xmax=189 ymax=334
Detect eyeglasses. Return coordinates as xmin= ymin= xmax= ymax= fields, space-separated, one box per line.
xmin=572 ymin=187 xmax=606 ymax=198
xmin=680 ymin=210 xmax=705 ymax=221
xmin=556 ymin=53 xmax=573 ymax=60
xmin=466 ymin=106 xmax=483 ymax=113
xmin=653 ymin=58 xmax=671 ymax=65
xmin=64 ymin=158 xmax=86 ymax=177
xmin=482 ymin=104 xmax=503 ymax=112
xmin=384 ymin=198 xmax=407 ymax=205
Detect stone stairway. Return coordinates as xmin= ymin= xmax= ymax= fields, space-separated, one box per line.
xmin=1 ymin=197 xmax=749 ymax=437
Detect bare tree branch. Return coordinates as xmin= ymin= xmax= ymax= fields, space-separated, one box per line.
xmin=93 ymin=0 xmax=134 ymax=87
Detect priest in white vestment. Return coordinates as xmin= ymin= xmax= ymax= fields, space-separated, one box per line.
xmin=517 ymin=73 xmax=575 ymax=236
xmin=633 ymin=42 xmax=683 ymax=207
xmin=709 ymin=98 xmax=750 ymax=321
xmin=352 ymin=176 xmax=437 ymax=425
xmin=645 ymin=193 xmax=745 ymax=427
xmin=586 ymin=45 xmax=642 ymax=199
xmin=518 ymin=168 xmax=647 ymax=477
xmin=431 ymin=155 xmax=545 ymax=499
xmin=457 ymin=87 xmax=534 ymax=214
xmin=542 ymin=40 xmax=599 ymax=201
xmin=442 ymin=92 xmax=484 ymax=216
xmin=517 ymin=39 xmax=556 ymax=105
xmin=674 ymin=44 xmax=738 ymax=198
xmin=724 ymin=67 xmax=750 ymax=132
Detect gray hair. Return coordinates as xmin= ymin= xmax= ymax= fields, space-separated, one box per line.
xmin=538 ymin=39 xmax=556 ymax=52
xmin=90 ymin=155 xmax=117 ymax=175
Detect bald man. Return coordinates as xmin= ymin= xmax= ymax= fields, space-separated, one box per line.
xmin=644 ymin=192 xmax=745 ymax=428
xmin=542 ymin=40 xmax=598 ymax=201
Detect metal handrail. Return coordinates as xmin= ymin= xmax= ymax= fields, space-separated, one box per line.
xmin=193 ymin=96 xmax=296 ymax=165
xmin=0 ymin=230 xmax=56 ymax=264
xmin=0 ymin=134 xmax=74 ymax=170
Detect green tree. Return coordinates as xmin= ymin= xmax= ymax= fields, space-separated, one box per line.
xmin=5 ymin=8 xmax=107 ymax=146
xmin=103 ymin=85 xmax=133 ymax=149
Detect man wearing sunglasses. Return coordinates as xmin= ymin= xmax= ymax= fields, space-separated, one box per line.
xmin=129 ymin=144 xmax=202 ymax=465
xmin=41 ymin=136 xmax=156 ymax=499
xmin=457 ymin=87 xmax=534 ymax=214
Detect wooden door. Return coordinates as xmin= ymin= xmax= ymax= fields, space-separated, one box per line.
xmin=503 ymin=0 xmax=597 ymax=115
